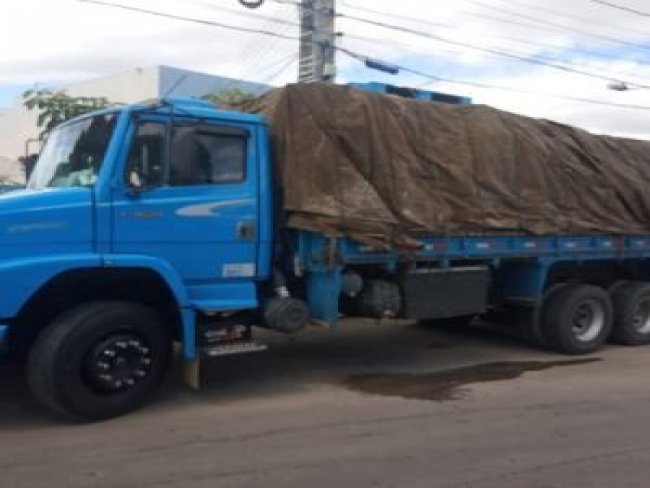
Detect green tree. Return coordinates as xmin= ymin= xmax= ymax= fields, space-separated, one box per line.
xmin=23 ymin=89 xmax=112 ymax=137
xmin=202 ymin=87 xmax=256 ymax=108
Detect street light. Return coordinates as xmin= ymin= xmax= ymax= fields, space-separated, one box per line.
xmin=607 ymin=81 xmax=647 ymax=92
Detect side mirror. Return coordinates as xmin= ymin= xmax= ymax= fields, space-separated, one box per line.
xmin=126 ymin=170 xmax=150 ymax=197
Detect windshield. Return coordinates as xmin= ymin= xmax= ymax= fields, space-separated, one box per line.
xmin=28 ymin=113 xmax=118 ymax=189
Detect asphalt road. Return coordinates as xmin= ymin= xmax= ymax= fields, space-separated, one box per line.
xmin=2 ymin=320 xmax=650 ymax=488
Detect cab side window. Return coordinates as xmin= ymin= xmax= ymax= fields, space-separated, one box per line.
xmin=125 ymin=122 xmax=166 ymax=189
xmin=169 ymin=126 xmax=247 ymax=186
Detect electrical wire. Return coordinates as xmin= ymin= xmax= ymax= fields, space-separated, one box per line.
xmin=493 ymin=0 xmax=648 ymax=37
xmin=340 ymin=0 xmax=620 ymax=62
xmin=413 ymin=3 xmax=650 ymax=57
xmin=233 ymin=5 xmax=298 ymax=81
xmin=343 ymin=32 xmax=498 ymax=61
xmin=79 ymin=0 xmax=303 ymax=89
xmin=188 ymin=1 xmax=297 ymax=92
xmin=264 ymin=0 xmax=648 ymax=85
xmin=188 ymin=0 xmax=299 ymax=28
xmin=338 ymin=12 xmax=650 ymax=88
xmin=589 ymin=0 xmax=650 ymax=17
xmin=77 ymin=0 xmax=650 ymax=111
xmin=78 ymin=0 xmax=302 ymax=41
xmin=339 ymin=0 xmax=647 ymax=84
xmin=338 ymin=47 xmax=650 ymax=110
xmin=197 ymin=0 xmax=569 ymax=78
xmin=227 ymin=8 xmax=291 ymax=81
xmin=259 ymin=54 xmax=300 ymax=84
xmin=462 ymin=0 xmax=650 ymax=52
xmin=451 ymin=8 xmax=594 ymax=40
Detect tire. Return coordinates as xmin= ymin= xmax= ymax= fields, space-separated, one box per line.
xmin=610 ymin=282 xmax=650 ymax=345
xmin=518 ymin=283 xmax=569 ymax=348
xmin=541 ymin=284 xmax=612 ymax=355
xmin=27 ymin=301 xmax=172 ymax=421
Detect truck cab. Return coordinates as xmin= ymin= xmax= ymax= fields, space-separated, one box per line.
xmin=0 ymin=98 xmax=282 ymax=420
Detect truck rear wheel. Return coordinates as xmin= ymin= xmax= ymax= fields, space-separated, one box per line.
xmin=541 ymin=284 xmax=612 ymax=355
xmin=610 ymin=282 xmax=650 ymax=345
xmin=518 ymin=283 xmax=569 ymax=348
xmin=27 ymin=301 xmax=172 ymax=421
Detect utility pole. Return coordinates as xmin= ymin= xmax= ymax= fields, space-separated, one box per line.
xmin=298 ymin=0 xmax=337 ymax=83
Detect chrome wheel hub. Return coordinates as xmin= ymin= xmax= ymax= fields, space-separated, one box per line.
xmin=86 ymin=334 xmax=152 ymax=392
xmin=572 ymin=299 xmax=605 ymax=343
xmin=631 ymin=298 xmax=650 ymax=335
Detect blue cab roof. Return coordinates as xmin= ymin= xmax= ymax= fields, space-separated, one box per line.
xmin=60 ymin=96 xmax=267 ymax=129
xmin=150 ymin=97 xmax=267 ymax=125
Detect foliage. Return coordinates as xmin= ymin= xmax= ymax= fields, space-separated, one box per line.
xmin=23 ymin=89 xmax=112 ymax=137
xmin=202 ymin=87 xmax=256 ymax=108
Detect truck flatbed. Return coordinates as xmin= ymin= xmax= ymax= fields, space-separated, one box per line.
xmin=298 ymin=233 xmax=650 ymax=267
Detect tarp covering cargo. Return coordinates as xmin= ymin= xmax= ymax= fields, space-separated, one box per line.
xmin=246 ymin=83 xmax=650 ymax=249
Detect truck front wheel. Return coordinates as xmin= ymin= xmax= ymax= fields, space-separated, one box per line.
xmin=27 ymin=301 xmax=172 ymax=421
xmin=541 ymin=284 xmax=612 ymax=355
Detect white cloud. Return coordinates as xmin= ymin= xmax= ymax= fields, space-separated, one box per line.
xmin=0 ymin=0 xmax=649 ymax=138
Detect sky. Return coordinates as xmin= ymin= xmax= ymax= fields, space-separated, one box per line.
xmin=0 ymin=0 xmax=649 ymax=139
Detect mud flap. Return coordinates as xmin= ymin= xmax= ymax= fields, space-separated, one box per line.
xmin=183 ymin=357 xmax=201 ymax=390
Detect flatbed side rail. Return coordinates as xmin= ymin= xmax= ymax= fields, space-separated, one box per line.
xmin=296 ymin=233 xmax=650 ymax=268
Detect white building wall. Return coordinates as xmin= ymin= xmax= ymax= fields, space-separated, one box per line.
xmin=0 ymin=105 xmax=41 ymax=182
xmin=66 ymin=66 xmax=159 ymax=104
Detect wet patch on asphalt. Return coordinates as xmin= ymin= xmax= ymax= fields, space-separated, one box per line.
xmin=345 ymin=359 xmax=601 ymax=402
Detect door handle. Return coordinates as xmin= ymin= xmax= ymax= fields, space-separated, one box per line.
xmin=236 ymin=221 xmax=256 ymax=240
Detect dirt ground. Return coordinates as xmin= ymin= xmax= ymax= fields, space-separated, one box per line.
xmin=2 ymin=320 xmax=650 ymax=488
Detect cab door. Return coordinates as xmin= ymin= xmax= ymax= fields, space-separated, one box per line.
xmin=111 ymin=116 xmax=260 ymax=284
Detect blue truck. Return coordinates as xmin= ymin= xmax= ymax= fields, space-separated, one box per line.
xmin=2 ymin=83 xmax=650 ymax=421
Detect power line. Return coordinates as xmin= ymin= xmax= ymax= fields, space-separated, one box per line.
xmin=340 ymin=0 xmax=621 ymax=61
xmin=380 ymin=1 xmax=648 ymax=56
xmin=77 ymin=0 xmax=650 ymax=111
xmin=191 ymin=0 xmax=610 ymax=81
xmin=78 ymin=0 xmax=302 ymax=42
xmin=497 ymin=0 xmax=649 ymax=37
xmin=227 ymin=8 xmax=292 ymax=81
xmin=197 ymin=0 xmax=648 ymax=84
xmin=338 ymin=47 xmax=650 ymax=111
xmin=259 ymin=54 xmax=300 ymax=84
xmin=589 ymin=0 xmax=650 ymax=17
xmin=232 ymin=6 xmax=298 ymax=81
xmin=451 ymin=8 xmax=593 ymax=40
xmin=187 ymin=0 xmax=300 ymax=87
xmin=344 ymin=32 xmax=498 ymax=61
xmin=338 ymin=12 xmax=650 ymax=89
xmin=462 ymin=0 xmax=650 ymax=53
xmin=202 ymin=0 xmax=563 ymax=78
xmin=188 ymin=0 xmax=299 ymax=27
xmin=339 ymin=0 xmax=647 ymax=84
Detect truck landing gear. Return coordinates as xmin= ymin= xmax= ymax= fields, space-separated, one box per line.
xmin=27 ymin=301 xmax=172 ymax=421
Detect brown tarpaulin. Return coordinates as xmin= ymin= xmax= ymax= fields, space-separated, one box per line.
xmin=244 ymin=83 xmax=650 ymax=249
